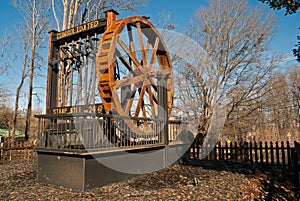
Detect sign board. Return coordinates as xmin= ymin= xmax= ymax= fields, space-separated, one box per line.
xmin=49 ymin=104 xmax=103 ymax=114
xmin=52 ymin=18 xmax=106 ymax=43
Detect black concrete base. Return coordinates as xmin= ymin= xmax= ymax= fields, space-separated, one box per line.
xmin=36 ymin=142 xmax=190 ymax=190
xmin=37 ymin=151 xmax=139 ymax=190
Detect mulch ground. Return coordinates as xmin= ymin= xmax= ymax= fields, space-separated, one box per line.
xmin=0 ymin=159 xmax=299 ymax=201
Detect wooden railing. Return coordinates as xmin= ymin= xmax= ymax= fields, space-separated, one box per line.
xmin=0 ymin=140 xmax=36 ymax=163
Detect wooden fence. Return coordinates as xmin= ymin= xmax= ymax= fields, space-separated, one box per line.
xmin=190 ymin=141 xmax=299 ymax=171
xmin=190 ymin=141 xmax=300 ymax=192
xmin=0 ymin=140 xmax=36 ymax=163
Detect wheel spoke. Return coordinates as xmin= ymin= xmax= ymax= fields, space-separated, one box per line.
xmin=116 ymin=49 xmax=133 ymax=71
xmin=127 ymin=24 xmax=135 ymax=54
xmin=118 ymin=37 xmax=146 ymax=74
xmin=136 ymin=22 xmax=147 ymax=66
xmin=134 ymin=86 xmax=146 ymax=118
xmin=115 ymin=74 xmax=144 ymax=88
xmin=149 ymin=68 xmax=171 ymax=78
xmin=125 ymin=85 xmax=137 ymax=114
xmin=147 ymin=85 xmax=156 ymax=117
xmin=149 ymin=37 xmax=160 ymax=70
xmin=145 ymin=42 xmax=150 ymax=58
xmin=142 ymin=101 xmax=148 ymax=126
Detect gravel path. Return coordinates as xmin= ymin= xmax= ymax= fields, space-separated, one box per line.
xmin=0 ymin=159 xmax=298 ymax=200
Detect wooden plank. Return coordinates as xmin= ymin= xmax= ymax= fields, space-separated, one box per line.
xmin=281 ymin=141 xmax=286 ymax=169
xmin=134 ymin=86 xmax=146 ymax=118
xmin=234 ymin=141 xmax=238 ymax=161
xmin=192 ymin=143 xmax=196 ymax=159
xmin=196 ymin=140 xmax=200 ymax=159
xmin=287 ymin=141 xmax=292 ymax=170
xmin=270 ymin=141 xmax=274 ymax=166
xmin=118 ymin=38 xmax=141 ymax=70
xmin=115 ymin=50 xmax=134 ymax=71
xmin=249 ymin=141 xmax=253 ymax=164
xmin=265 ymin=142 xmax=269 ymax=166
xmin=259 ymin=142 xmax=263 ymax=164
xmin=239 ymin=141 xmax=243 ymax=162
xmin=294 ymin=141 xmax=300 ymax=190
xmin=221 ymin=142 xmax=225 ymax=160
xmin=136 ymin=22 xmax=147 ymax=66
xmin=214 ymin=143 xmax=217 ymax=160
xmin=147 ymin=85 xmax=156 ymax=117
xmin=229 ymin=142 xmax=233 ymax=161
xmin=218 ymin=141 xmax=222 ymax=160
xmin=244 ymin=142 xmax=249 ymax=162
xmin=149 ymin=37 xmax=159 ymax=70
xmin=254 ymin=141 xmax=258 ymax=164
xmin=276 ymin=141 xmax=280 ymax=166
xmin=225 ymin=142 xmax=228 ymax=161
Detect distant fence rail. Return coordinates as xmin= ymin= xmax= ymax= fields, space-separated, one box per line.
xmin=0 ymin=140 xmax=36 ymax=163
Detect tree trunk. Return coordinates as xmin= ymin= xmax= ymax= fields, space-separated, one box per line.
xmin=12 ymin=71 xmax=26 ymax=140
xmin=12 ymin=47 xmax=28 ymax=142
xmin=25 ymin=52 xmax=35 ymax=140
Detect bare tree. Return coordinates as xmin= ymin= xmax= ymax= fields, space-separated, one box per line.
xmin=288 ymin=66 xmax=300 ymax=138
xmin=51 ymin=0 xmax=147 ymax=31
xmin=174 ymin=0 xmax=282 ymax=142
xmin=12 ymin=0 xmax=50 ymax=140
xmin=235 ymin=68 xmax=300 ymax=142
xmin=11 ymin=35 xmax=30 ymax=139
xmin=0 ymin=35 xmax=12 ymax=99
xmin=0 ymin=36 xmax=11 ymax=76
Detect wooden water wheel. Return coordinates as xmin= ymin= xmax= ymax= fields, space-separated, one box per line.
xmin=96 ymin=16 xmax=173 ymax=136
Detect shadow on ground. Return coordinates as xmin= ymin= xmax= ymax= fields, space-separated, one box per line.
xmin=186 ymin=159 xmax=299 ymax=200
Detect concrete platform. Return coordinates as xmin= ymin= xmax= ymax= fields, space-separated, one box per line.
xmin=36 ymin=141 xmax=190 ymax=190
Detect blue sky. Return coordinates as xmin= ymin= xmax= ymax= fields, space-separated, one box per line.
xmin=0 ymin=0 xmax=299 ymax=110
xmin=135 ymin=0 xmax=299 ymax=56
xmin=0 ymin=0 xmax=299 ymax=56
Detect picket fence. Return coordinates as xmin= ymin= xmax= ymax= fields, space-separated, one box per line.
xmin=190 ymin=140 xmax=300 ymax=190
xmin=0 ymin=140 xmax=36 ymax=163
xmin=190 ymin=141 xmax=299 ymax=169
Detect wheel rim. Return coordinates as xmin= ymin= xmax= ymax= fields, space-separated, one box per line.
xmin=97 ymin=16 xmax=173 ymax=137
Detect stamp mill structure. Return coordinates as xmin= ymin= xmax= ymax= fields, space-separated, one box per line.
xmin=35 ymin=10 xmax=189 ymax=190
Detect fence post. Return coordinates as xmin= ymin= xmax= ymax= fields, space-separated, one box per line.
xmin=254 ymin=141 xmax=258 ymax=164
xmin=229 ymin=142 xmax=233 ymax=161
xmin=239 ymin=141 xmax=243 ymax=162
xmin=214 ymin=143 xmax=217 ymax=160
xmin=270 ymin=141 xmax=274 ymax=166
xmin=196 ymin=140 xmax=200 ymax=159
xmin=287 ymin=141 xmax=292 ymax=170
xmin=244 ymin=142 xmax=249 ymax=162
xmin=234 ymin=142 xmax=238 ymax=161
xmin=259 ymin=141 xmax=263 ymax=164
xmin=218 ymin=141 xmax=222 ymax=160
xmin=192 ymin=142 xmax=195 ymax=159
xmin=225 ymin=142 xmax=229 ymax=161
xmin=281 ymin=141 xmax=286 ymax=169
xmin=276 ymin=141 xmax=280 ymax=167
xmin=294 ymin=141 xmax=300 ymax=192
xmin=265 ymin=142 xmax=269 ymax=166
xmin=249 ymin=141 xmax=253 ymax=164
